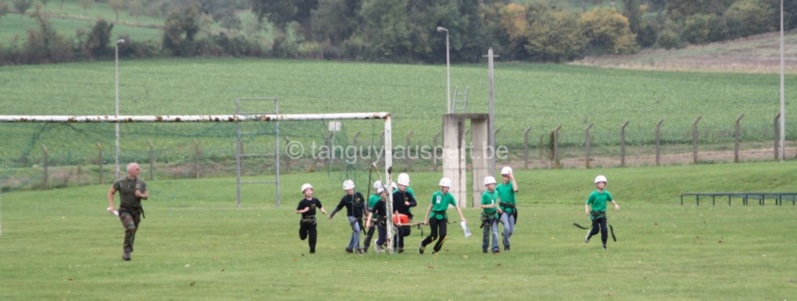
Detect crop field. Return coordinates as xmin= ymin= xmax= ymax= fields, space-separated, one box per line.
xmin=0 ymin=58 xmax=793 ymax=144
xmin=1 ymin=163 xmax=796 ymax=300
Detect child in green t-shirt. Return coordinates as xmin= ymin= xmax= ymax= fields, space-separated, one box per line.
xmin=480 ymin=176 xmax=500 ymax=254
xmin=496 ymin=166 xmax=519 ymax=251
xmin=584 ymin=175 xmax=620 ymax=250
xmin=419 ymin=177 xmax=467 ymax=255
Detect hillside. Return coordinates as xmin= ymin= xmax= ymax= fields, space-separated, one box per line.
xmin=572 ymin=30 xmax=797 ymax=74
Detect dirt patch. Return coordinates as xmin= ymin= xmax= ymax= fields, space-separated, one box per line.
xmin=571 ymin=30 xmax=797 ymax=74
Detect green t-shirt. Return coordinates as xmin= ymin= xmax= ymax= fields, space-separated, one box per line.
xmin=113 ymin=176 xmax=147 ymax=208
xmin=496 ymin=182 xmax=516 ymax=213
xmin=368 ymin=194 xmax=381 ymax=211
xmin=429 ymin=191 xmax=457 ymax=220
xmin=585 ymin=190 xmax=613 ymax=212
xmin=481 ymin=190 xmax=499 ymax=218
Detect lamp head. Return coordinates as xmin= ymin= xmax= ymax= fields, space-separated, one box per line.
xmin=436 ymin=26 xmax=448 ymax=33
xmin=116 ymin=39 xmax=125 ymax=44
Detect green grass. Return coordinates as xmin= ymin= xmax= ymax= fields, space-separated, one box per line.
xmin=0 ymin=1 xmax=164 ymax=44
xmin=1 ymin=162 xmax=796 ymax=300
xmin=0 ymin=58 xmax=793 ymax=172
xmin=0 ymin=58 xmax=792 ymax=142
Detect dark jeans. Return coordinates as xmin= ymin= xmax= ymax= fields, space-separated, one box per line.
xmin=588 ymin=216 xmax=608 ymax=245
xmin=421 ymin=218 xmax=448 ymax=253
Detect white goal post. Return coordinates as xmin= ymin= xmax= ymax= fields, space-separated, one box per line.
xmin=0 ymin=113 xmax=400 ymax=254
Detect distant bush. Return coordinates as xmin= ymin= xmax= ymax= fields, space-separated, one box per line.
xmin=724 ymin=0 xmax=773 ymax=39
xmin=655 ymin=28 xmax=681 ymax=50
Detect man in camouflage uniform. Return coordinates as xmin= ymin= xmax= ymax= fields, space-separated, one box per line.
xmin=107 ymin=162 xmax=149 ymax=261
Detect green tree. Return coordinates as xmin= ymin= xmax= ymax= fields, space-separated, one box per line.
xmin=109 ymin=0 xmax=123 ymax=22
xmin=13 ymin=0 xmax=32 ymax=13
xmin=0 ymin=1 xmax=10 ymax=19
xmin=359 ymin=0 xmax=410 ymax=59
xmin=127 ymin=0 xmax=143 ymax=19
xmin=25 ymin=3 xmax=73 ymax=63
xmin=525 ymin=10 xmax=584 ymax=62
xmin=250 ymin=0 xmax=318 ymax=39
xmin=724 ymin=0 xmax=774 ymax=38
xmin=665 ymin=0 xmax=733 ymax=19
xmin=313 ymin=0 xmax=362 ymax=46
xmin=80 ymin=19 xmax=114 ymax=59
xmin=579 ymin=8 xmax=638 ymax=55
xmin=621 ymin=0 xmax=641 ymax=33
xmin=218 ymin=8 xmax=242 ymax=32
xmin=162 ymin=4 xmax=201 ymax=56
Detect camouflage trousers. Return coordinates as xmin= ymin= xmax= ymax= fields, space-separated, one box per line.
xmin=118 ymin=207 xmax=143 ymax=253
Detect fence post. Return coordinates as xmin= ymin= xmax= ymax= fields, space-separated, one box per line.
xmin=655 ymin=119 xmax=665 ymax=166
xmin=405 ymin=129 xmax=414 ymax=171
xmin=96 ymin=143 xmax=103 ymax=184
xmin=523 ymin=127 xmax=532 ymax=169
xmin=193 ymin=139 xmax=201 ymax=179
xmin=692 ymin=115 xmax=702 ymax=164
xmin=553 ymin=125 xmax=562 ymax=169
xmin=42 ymin=145 xmax=48 ymax=189
xmin=620 ymin=121 xmax=629 ymax=167
xmin=147 ymin=139 xmax=154 ymax=181
xmin=734 ymin=114 xmax=744 ymax=163
xmin=774 ymin=112 xmax=780 ymax=160
xmin=585 ymin=123 xmax=593 ymax=169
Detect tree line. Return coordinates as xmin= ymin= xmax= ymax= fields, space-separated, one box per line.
xmin=0 ymin=0 xmax=794 ymax=65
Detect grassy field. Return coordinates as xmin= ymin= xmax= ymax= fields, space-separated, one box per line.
xmin=0 ymin=1 xmax=164 ymax=44
xmin=0 ymin=58 xmax=792 ymax=144
xmin=0 ymin=0 xmax=266 ymax=45
xmin=1 ymin=162 xmax=796 ymax=300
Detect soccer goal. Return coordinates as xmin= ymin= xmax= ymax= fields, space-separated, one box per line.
xmin=0 ymin=113 xmax=400 ymax=251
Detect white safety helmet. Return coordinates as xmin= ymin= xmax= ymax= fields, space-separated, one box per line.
xmin=501 ymin=166 xmax=513 ymax=175
xmin=594 ymin=175 xmax=607 ymax=184
xmin=483 ymin=176 xmax=497 ymax=186
xmin=373 ymin=180 xmax=383 ymax=190
xmin=439 ymin=177 xmax=452 ymax=188
xmin=301 ymin=183 xmax=313 ymax=193
xmin=376 ymin=185 xmax=386 ymax=194
xmin=391 ymin=182 xmax=398 ymax=191
xmin=342 ymin=179 xmax=355 ymax=190
xmin=397 ymin=173 xmax=410 ymax=186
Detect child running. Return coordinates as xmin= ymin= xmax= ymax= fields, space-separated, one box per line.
xmin=419 ymin=177 xmax=466 ymax=255
xmin=496 ymin=166 xmax=519 ymax=251
xmin=329 ymin=180 xmax=367 ymax=254
xmin=584 ymin=175 xmax=620 ymax=250
xmin=296 ymin=183 xmax=327 ymax=254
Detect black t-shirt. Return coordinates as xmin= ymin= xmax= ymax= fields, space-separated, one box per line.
xmin=392 ymin=190 xmax=416 ymax=218
xmin=297 ymin=198 xmax=323 ymax=219
xmin=331 ymin=192 xmax=366 ymax=218
xmin=371 ymin=199 xmax=387 ymax=219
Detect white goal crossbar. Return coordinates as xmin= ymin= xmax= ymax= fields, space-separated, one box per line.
xmin=0 ymin=113 xmax=391 ymax=123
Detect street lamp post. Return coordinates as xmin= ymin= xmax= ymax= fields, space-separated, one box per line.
xmin=115 ymin=39 xmax=124 ymax=178
xmin=437 ymin=26 xmax=450 ymax=114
